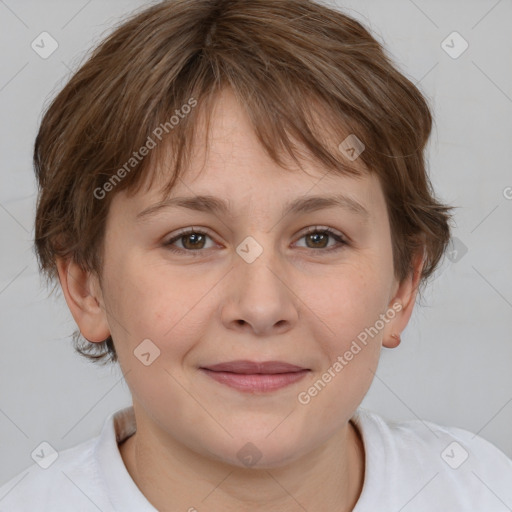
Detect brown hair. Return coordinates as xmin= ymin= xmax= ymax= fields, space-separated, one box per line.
xmin=33 ymin=0 xmax=454 ymax=365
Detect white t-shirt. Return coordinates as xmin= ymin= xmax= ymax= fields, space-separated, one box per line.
xmin=1 ymin=406 xmax=511 ymax=511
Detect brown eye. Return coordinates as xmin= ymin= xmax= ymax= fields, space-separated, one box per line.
xmin=295 ymin=227 xmax=348 ymax=253
xmin=305 ymin=231 xmax=329 ymax=249
xmin=164 ymin=226 xmax=348 ymax=257
xmin=165 ymin=228 xmax=214 ymax=255
xmin=180 ymin=232 xmax=207 ymax=250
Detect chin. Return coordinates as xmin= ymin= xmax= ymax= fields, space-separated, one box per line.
xmin=207 ymin=432 xmax=312 ymax=470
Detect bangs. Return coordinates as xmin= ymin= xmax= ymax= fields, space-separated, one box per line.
xmin=112 ymin=62 xmax=370 ymax=205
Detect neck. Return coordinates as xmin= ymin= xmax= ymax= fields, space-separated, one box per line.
xmin=119 ymin=408 xmax=365 ymax=512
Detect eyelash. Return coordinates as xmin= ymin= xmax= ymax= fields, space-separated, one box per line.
xmin=164 ymin=226 xmax=348 ymax=257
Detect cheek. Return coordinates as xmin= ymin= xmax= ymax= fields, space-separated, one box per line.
xmin=100 ymin=257 xmax=202 ymax=408
xmin=293 ymin=258 xmax=391 ymax=409
xmin=102 ymin=252 xmax=213 ymax=362
xmin=294 ymin=267 xmax=386 ymax=430
xmin=305 ymin=258 xmax=391 ymax=344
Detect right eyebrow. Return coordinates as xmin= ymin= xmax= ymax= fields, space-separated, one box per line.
xmin=136 ymin=193 xmax=370 ymax=222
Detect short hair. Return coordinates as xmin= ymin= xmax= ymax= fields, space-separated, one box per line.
xmin=33 ymin=0 xmax=454 ymax=365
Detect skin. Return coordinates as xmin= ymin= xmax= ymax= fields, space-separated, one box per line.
xmin=57 ymin=88 xmax=423 ymax=511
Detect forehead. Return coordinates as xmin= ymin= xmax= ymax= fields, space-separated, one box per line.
xmin=116 ymin=88 xmax=385 ymax=218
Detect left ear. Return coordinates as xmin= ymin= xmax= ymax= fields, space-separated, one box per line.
xmin=382 ymin=246 xmax=425 ymax=349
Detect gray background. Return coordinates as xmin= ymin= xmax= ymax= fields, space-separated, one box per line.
xmin=1 ymin=0 xmax=511 ymax=487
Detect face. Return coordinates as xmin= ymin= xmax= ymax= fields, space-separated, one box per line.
xmin=68 ymin=89 xmax=418 ymax=468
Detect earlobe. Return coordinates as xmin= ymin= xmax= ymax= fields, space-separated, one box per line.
xmin=56 ymin=257 xmax=110 ymax=343
xmin=387 ymin=333 xmax=401 ymax=349
xmin=382 ymin=248 xmax=425 ymax=349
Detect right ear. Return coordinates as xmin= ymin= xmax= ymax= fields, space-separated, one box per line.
xmin=56 ymin=257 xmax=111 ymax=343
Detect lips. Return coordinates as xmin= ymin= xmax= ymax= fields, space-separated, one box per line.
xmin=201 ymin=360 xmax=307 ymax=374
xmin=199 ymin=360 xmax=310 ymax=392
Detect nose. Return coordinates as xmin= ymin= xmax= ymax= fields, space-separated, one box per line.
xmin=220 ymin=248 xmax=299 ymax=337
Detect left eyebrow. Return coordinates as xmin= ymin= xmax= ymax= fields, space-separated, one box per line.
xmin=136 ymin=193 xmax=370 ymax=222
